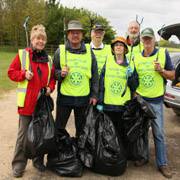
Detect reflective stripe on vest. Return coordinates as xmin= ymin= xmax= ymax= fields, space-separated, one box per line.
xmin=17 ymin=49 xmax=52 ymax=107
xmin=104 ymin=55 xmax=131 ymax=105
xmin=134 ymin=48 xmax=166 ymax=98
xmin=92 ymin=44 xmax=111 ymax=75
xmin=59 ymin=44 xmax=92 ymax=96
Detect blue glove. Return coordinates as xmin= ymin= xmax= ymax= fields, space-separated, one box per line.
xmin=96 ymin=105 xmax=103 ymax=112
xmin=126 ymin=66 xmax=133 ymax=77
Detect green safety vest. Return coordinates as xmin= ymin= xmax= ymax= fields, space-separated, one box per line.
xmin=17 ymin=49 xmax=52 ymax=107
xmin=134 ymin=48 xmax=166 ymax=98
xmin=104 ymin=55 xmax=131 ymax=105
xmin=60 ymin=44 xmax=92 ymax=96
xmin=92 ymin=44 xmax=111 ymax=75
xmin=127 ymin=42 xmax=143 ymax=60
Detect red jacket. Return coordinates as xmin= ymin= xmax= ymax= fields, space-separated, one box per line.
xmin=8 ymin=48 xmax=56 ymax=115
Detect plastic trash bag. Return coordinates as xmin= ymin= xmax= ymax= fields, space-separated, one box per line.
xmin=47 ymin=129 xmax=83 ymax=177
xmin=78 ymin=105 xmax=98 ymax=168
xmin=93 ymin=112 xmax=127 ymax=176
xmin=25 ymin=89 xmax=55 ymax=158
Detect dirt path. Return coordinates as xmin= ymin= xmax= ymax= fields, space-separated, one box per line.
xmin=0 ymin=90 xmax=180 ymax=180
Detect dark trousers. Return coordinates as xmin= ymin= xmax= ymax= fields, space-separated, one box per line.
xmin=12 ymin=115 xmax=31 ymax=173
xmin=12 ymin=115 xmax=44 ymax=173
xmin=55 ymin=105 xmax=87 ymax=137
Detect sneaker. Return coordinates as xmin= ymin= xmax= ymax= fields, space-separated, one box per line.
xmin=134 ymin=159 xmax=148 ymax=167
xmin=33 ymin=162 xmax=46 ymax=172
xmin=158 ymin=165 xmax=172 ymax=179
xmin=13 ymin=169 xmax=23 ymax=178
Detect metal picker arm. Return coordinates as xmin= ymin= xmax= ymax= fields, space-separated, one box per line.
xmin=23 ymin=16 xmax=30 ymax=47
xmin=63 ymin=18 xmax=67 ymax=66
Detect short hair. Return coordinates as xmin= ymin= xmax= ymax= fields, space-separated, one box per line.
xmin=30 ymin=24 xmax=47 ymax=41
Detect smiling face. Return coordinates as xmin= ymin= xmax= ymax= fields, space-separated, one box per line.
xmin=31 ymin=35 xmax=46 ymax=51
xmin=91 ymin=29 xmax=105 ymax=43
xmin=67 ymin=30 xmax=83 ymax=46
xmin=113 ymin=42 xmax=126 ymax=55
xmin=128 ymin=21 xmax=140 ymax=39
xmin=141 ymin=36 xmax=155 ymax=50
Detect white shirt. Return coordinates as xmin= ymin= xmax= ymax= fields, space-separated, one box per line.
xmin=90 ymin=42 xmax=104 ymax=49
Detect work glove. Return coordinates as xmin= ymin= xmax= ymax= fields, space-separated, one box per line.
xmin=96 ymin=104 xmax=103 ymax=112
xmin=126 ymin=66 xmax=133 ymax=77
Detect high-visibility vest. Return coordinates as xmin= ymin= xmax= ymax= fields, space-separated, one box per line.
xmin=134 ymin=48 xmax=166 ymax=98
xmin=92 ymin=44 xmax=111 ymax=75
xmin=104 ymin=55 xmax=131 ymax=105
xmin=127 ymin=42 xmax=143 ymax=60
xmin=17 ymin=49 xmax=52 ymax=107
xmin=59 ymin=44 xmax=92 ymax=96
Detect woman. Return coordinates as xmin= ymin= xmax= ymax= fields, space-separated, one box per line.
xmin=8 ymin=24 xmax=55 ymax=177
xmin=97 ymin=36 xmax=138 ymax=135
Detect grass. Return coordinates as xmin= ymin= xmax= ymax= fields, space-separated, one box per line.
xmin=0 ymin=51 xmax=17 ymax=95
xmin=166 ymin=47 xmax=180 ymax=52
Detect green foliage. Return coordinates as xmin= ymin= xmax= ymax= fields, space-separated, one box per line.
xmin=0 ymin=51 xmax=17 ymax=93
xmin=0 ymin=0 xmax=116 ymax=47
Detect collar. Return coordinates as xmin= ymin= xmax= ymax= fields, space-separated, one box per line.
xmin=114 ymin=56 xmax=129 ymax=66
xmin=142 ymin=48 xmax=158 ymax=57
xmin=66 ymin=40 xmax=87 ymax=54
xmin=90 ymin=42 xmax=104 ymax=49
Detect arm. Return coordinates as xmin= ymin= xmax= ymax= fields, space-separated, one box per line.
xmin=155 ymin=50 xmax=175 ymax=80
xmin=47 ymin=64 xmax=56 ymax=93
xmin=7 ymin=54 xmax=26 ymax=82
xmin=98 ymin=65 xmax=105 ymax=104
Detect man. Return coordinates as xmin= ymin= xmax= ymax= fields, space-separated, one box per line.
xmin=90 ymin=23 xmax=111 ymax=75
xmin=134 ymin=27 xmax=175 ymax=178
xmin=54 ymin=20 xmax=99 ymax=137
xmin=126 ymin=21 xmax=143 ymax=60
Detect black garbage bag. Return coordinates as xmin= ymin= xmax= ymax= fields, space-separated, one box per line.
xmin=25 ymin=90 xmax=55 ymax=158
xmin=122 ymin=95 xmax=155 ymax=161
xmin=47 ymin=129 xmax=83 ymax=177
xmin=93 ymin=112 xmax=127 ymax=176
xmin=78 ymin=105 xmax=98 ymax=168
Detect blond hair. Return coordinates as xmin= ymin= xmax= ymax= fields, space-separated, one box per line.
xmin=30 ymin=24 xmax=47 ymax=41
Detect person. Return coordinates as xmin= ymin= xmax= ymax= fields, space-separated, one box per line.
xmin=134 ymin=27 xmax=175 ymax=178
xmin=54 ymin=20 xmax=99 ymax=137
xmin=90 ymin=23 xmax=112 ymax=75
xmin=126 ymin=20 xmax=143 ymax=59
xmin=8 ymin=24 xmax=56 ymax=177
xmin=97 ymin=36 xmax=138 ymax=136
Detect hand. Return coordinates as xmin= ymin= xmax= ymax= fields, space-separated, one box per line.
xmin=61 ymin=66 xmax=69 ymax=77
xmin=126 ymin=66 xmax=133 ymax=77
xmin=45 ymin=87 xmax=51 ymax=96
xmin=89 ymin=98 xmax=97 ymax=106
xmin=25 ymin=70 xmax=33 ymax=80
xmin=96 ymin=105 xmax=103 ymax=112
xmin=154 ymin=61 xmax=163 ymax=73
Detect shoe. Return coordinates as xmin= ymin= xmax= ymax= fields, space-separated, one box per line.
xmin=134 ymin=159 xmax=148 ymax=167
xmin=13 ymin=169 xmax=23 ymax=178
xmin=33 ymin=162 xmax=46 ymax=172
xmin=158 ymin=165 xmax=172 ymax=179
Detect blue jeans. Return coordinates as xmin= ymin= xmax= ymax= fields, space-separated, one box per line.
xmin=149 ymin=101 xmax=168 ymax=167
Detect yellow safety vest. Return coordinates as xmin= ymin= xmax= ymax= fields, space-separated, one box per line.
xmin=134 ymin=48 xmax=166 ymax=98
xmin=104 ymin=55 xmax=131 ymax=105
xmin=60 ymin=44 xmax=92 ymax=96
xmin=17 ymin=49 xmax=52 ymax=107
xmin=127 ymin=42 xmax=143 ymax=60
xmin=92 ymin=44 xmax=111 ymax=75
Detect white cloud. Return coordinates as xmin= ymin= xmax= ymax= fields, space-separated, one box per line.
xmin=60 ymin=0 xmax=180 ymax=38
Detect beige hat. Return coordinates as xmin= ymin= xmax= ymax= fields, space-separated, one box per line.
xmin=67 ymin=20 xmax=83 ymax=31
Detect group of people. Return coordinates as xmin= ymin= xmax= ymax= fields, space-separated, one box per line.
xmin=8 ymin=19 xmax=175 ymax=178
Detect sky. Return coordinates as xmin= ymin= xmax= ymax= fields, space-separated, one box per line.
xmin=60 ymin=0 xmax=180 ymax=40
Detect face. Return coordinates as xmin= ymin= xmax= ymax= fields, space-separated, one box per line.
xmin=31 ymin=35 xmax=46 ymax=51
xmin=67 ymin=30 xmax=83 ymax=45
xmin=91 ymin=29 xmax=105 ymax=43
xmin=141 ymin=36 xmax=155 ymax=49
xmin=128 ymin=21 xmax=140 ymax=39
xmin=113 ymin=42 xmax=126 ymax=55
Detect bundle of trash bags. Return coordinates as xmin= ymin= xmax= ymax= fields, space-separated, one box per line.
xmin=78 ymin=106 xmax=127 ymax=176
xmin=25 ymin=88 xmax=55 ymax=158
xmin=47 ymin=129 xmax=83 ymax=177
